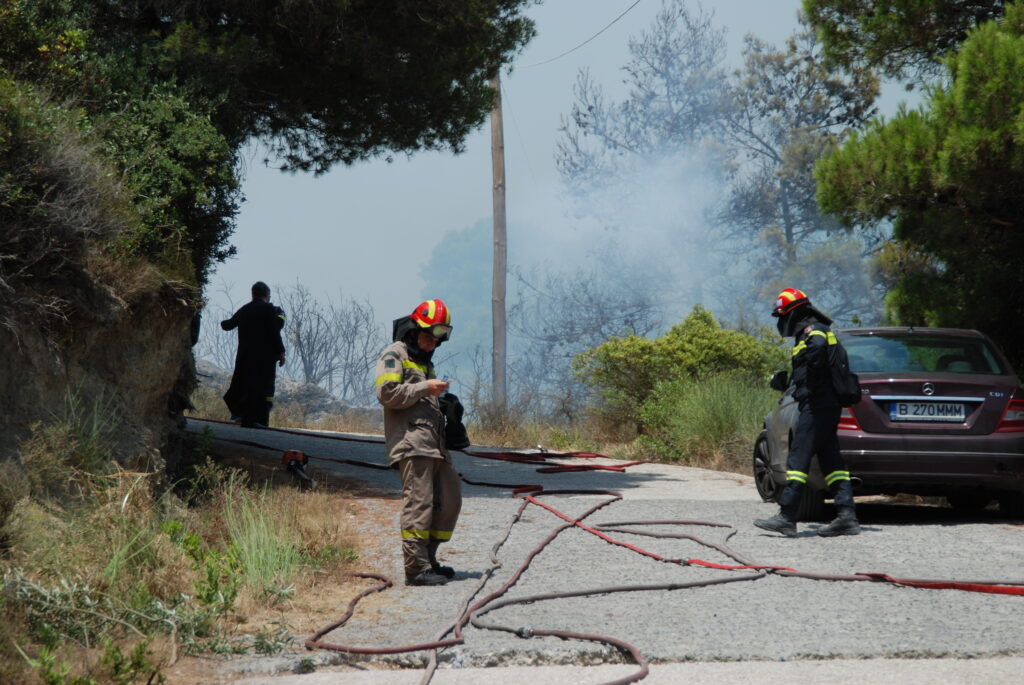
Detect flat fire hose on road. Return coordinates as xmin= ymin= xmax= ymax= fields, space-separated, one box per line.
xmin=193 ymin=418 xmax=1024 ymax=685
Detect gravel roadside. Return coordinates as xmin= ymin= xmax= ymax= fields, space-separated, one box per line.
xmin=186 ymin=419 xmax=1024 ymax=684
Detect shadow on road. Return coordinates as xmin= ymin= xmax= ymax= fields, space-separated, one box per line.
xmin=850 ymin=499 xmax=1021 ymax=527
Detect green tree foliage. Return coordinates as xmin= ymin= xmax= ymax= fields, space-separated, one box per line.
xmin=1 ymin=0 xmax=537 ymax=286
xmin=89 ymin=0 xmax=537 ymax=173
xmin=720 ymin=25 xmax=882 ymax=322
xmin=815 ymin=3 xmax=1024 ymax=366
xmin=0 ymin=1 xmax=241 ymax=283
xmin=100 ymin=90 xmax=240 ymax=281
xmin=573 ymin=306 xmax=784 ymax=429
xmin=803 ymin=0 xmax=1006 ymax=80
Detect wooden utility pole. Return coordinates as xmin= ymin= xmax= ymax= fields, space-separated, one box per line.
xmin=489 ymin=72 xmax=508 ymax=411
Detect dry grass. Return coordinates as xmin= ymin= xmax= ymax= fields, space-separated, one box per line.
xmin=684 ymin=442 xmax=751 ymax=474
xmin=1 ymin=413 xmax=365 ymax=684
xmin=187 ymin=384 xmax=382 ymax=436
xmin=187 ymin=384 xmax=229 ymax=422
xmin=277 ymin=487 xmax=359 ymax=560
xmin=274 ymin=405 xmax=381 ymax=435
xmin=461 ymin=412 xmax=735 ymax=470
xmin=84 ymin=245 xmax=177 ymax=307
xmin=0 ymin=459 xmax=30 ymax=550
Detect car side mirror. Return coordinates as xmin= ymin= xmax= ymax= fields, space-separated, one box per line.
xmin=769 ymin=370 xmax=789 ymax=392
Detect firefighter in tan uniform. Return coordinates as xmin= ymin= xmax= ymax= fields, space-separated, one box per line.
xmin=375 ymin=299 xmax=462 ymax=586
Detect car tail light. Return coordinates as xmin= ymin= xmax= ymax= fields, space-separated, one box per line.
xmin=996 ymin=398 xmax=1024 ymax=432
xmin=838 ymin=407 xmax=861 ymax=431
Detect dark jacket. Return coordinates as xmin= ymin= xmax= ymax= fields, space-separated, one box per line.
xmin=221 ymin=299 xmax=286 ymax=365
xmin=790 ymin=318 xmax=839 ymax=405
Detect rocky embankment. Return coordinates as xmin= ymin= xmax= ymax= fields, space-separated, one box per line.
xmin=0 ymin=275 xmax=196 ymax=472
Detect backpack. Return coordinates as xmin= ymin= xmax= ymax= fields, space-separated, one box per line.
xmin=831 ymin=339 xmax=863 ymax=407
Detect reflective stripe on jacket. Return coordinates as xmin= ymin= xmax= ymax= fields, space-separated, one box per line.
xmin=374 ymin=341 xmax=448 ymax=466
xmin=791 ymin=321 xmax=839 ymax=402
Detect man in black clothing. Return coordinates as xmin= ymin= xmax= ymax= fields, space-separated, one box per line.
xmin=221 ymin=281 xmax=286 ymax=428
xmin=754 ymin=288 xmax=861 ymax=538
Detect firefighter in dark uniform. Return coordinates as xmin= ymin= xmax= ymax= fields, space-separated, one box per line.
xmin=375 ymin=299 xmax=462 ymax=586
xmin=221 ymin=281 xmax=286 ymax=428
xmin=754 ymin=288 xmax=861 ymax=537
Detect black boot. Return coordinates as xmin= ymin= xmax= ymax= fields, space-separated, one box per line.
xmin=405 ymin=569 xmax=449 ymax=586
xmin=428 ymin=546 xmax=455 ymax=578
xmin=817 ymin=508 xmax=860 ymax=537
xmin=753 ymin=511 xmax=797 ymax=537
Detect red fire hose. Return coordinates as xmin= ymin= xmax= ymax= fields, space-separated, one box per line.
xmin=192 ymin=418 xmax=1024 ymax=685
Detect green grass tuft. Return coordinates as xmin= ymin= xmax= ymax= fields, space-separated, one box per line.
xmin=639 ymin=371 xmax=777 ymax=469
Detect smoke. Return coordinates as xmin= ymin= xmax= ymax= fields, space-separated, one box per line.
xmin=414 ymin=136 xmax=739 ymax=417
xmin=540 ymin=144 xmax=737 ymax=325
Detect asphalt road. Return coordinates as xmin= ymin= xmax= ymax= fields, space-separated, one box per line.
xmin=185 ymin=418 xmax=1024 ymax=684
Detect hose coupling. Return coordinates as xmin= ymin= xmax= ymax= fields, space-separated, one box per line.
xmin=516 ymin=626 xmax=533 ymax=638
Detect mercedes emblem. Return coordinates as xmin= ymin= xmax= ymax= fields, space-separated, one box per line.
xmin=922 ymin=382 xmax=935 ymax=396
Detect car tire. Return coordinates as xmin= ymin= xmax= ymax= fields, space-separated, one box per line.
xmin=946 ymin=491 xmax=993 ymax=513
xmin=796 ymin=487 xmax=827 ymax=522
xmin=996 ymin=492 xmax=1024 ymax=520
xmin=752 ymin=431 xmax=779 ymax=502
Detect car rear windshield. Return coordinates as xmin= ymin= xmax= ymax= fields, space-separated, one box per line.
xmin=842 ymin=334 xmax=1007 ymax=375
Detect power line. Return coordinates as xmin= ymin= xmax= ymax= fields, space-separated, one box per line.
xmin=521 ymin=0 xmax=645 ymax=69
xmin=499 ymin=81 xmax=541 ymax=197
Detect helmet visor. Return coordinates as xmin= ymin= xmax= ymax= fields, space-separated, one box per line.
xmin=425 ymin=324 xmax=452 ymax=341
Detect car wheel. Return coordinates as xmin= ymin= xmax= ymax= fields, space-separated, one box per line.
xmin=946 ymin=491 xmax=993 ymax=513
xmin=753 ymin=431 xmax=778 ymax=502
xmin=996 ymin=492 xmax=1024 ymax=519
xmin=796 ymin=487 xmax=827 ymax=522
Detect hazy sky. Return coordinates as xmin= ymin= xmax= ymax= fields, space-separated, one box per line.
xmin=208 ymin=0 xmax=907 ymax=320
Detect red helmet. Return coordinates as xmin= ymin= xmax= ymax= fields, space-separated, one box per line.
xmin=410 ymin=299 xmax=452 ymax=341
xmin=772 ymin=288 xmax=809 ymax=317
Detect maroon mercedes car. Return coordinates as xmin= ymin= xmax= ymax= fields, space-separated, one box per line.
xmin=753 ymin=327 xmax=1024 ymax=520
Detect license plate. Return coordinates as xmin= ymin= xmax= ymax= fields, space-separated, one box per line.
xmin=890 ymin=401 xmax=966 ymax=422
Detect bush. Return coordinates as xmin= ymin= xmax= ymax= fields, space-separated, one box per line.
xmin=574 ymin=305 xmax=785 ymax=430
xmin=638 ymin=371 xmax=778 ymax=469
xmin=99 ymin=87 xmax=240 ymax=283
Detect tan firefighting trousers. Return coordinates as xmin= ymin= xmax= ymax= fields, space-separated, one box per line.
xmin=398 ymin=455 xmax=462 ymax=576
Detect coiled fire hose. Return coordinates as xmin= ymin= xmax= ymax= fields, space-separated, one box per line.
xmin=194 ymin=418 xmax=1024 ymax=685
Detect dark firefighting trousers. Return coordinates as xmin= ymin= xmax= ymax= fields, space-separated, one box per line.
xmin=778 ymin=400 xmax=855 ymax=517
xmin=398 ymin=455 xmax=462 ymax=576
xmin=223 ymin=357 xmax=276 ymax=425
